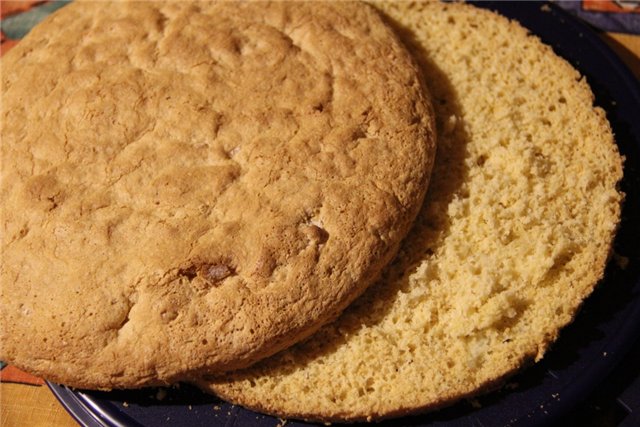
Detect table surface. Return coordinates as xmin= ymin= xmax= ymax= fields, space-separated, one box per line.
xmin=1 ymin=26 xmax=639 ymax=427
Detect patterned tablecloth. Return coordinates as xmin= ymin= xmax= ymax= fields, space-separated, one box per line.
xmin=1 ymin=1 xmax=639 ymax=427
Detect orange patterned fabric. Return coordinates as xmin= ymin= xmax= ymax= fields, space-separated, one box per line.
xmin=583 ymin=0 xmax=640 ymax=14
xmin=1 ymin=29 xmax=19 ymax=55
xmin=0 ymin=365 xmax=45 ymax=386
xmin=0 ymin=0 xmax=62 ymax=56
xmin=0 ymin=1 xmax=46 ymax=19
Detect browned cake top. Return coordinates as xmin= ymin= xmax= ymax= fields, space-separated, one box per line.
xmin=0 ymin=1 xmax=435 ymax=389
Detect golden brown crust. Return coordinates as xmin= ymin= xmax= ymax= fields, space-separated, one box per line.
xmin=0 ymin=1 xmax=435 ymax=389
xmin=200 ymin=1 xmax=624 ymax=421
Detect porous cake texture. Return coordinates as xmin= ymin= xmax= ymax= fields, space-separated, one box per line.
xmin=200 ymin=2 xmax=624 ymax=421
xmin=0 ymin=1 xmax=435 ymax=389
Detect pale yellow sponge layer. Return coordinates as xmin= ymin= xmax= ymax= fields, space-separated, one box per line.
xmin=198 ymin=2 xmax=624 ymax=421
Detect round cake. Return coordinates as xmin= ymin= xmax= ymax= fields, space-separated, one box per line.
xmin=0 ymin=1 xmax=435 ymax=389
xmin=199 ymin=2 xmax=624 ymax=421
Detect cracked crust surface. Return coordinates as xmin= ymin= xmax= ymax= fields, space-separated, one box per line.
xmin=200 ymin=2 xmax=624 ymax=421
xmin=0 ymin=1 xmax=435 ymax=389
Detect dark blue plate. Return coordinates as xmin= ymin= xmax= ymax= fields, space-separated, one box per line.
xmin=49 ymin=2 xmax=640 ymax=427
